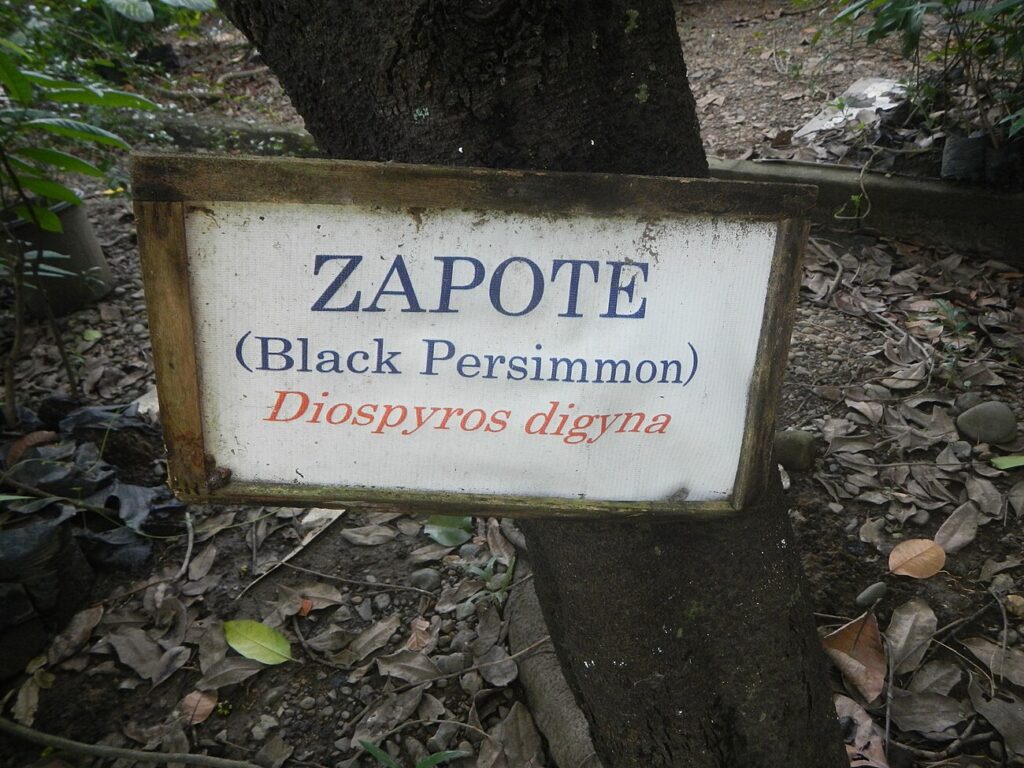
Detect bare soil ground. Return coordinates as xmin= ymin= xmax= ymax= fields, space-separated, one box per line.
xmin=2 ymin=3 xmax=1023 ymax=768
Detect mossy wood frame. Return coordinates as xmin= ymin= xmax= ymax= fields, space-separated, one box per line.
xmin=132 ymin=152 xmax=814 ymax=519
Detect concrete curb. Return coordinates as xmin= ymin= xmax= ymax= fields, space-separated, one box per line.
xmin=710 ymin=158 xmax=1024 ymax=261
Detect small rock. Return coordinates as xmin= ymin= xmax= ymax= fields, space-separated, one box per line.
xmin=427 ymin=722 xmax=459 ymax=752
xmin=263 ymin=686 xmax=286 ymax=708
xmin=459 ymin=670 xmax=483 ymax=695
xmin=991 ymin=574 xmax=1017 ymax=595
xmin=451 ymin=628 xmax=475 ymax=652
xmin=340 ymin=710 xmax=351 ymax=720
xmin=954 ymin=392 xmax=984 ymax=414
xmin=372 ymin=593 xmax=392 ymax=611
xmin=364 ymin=574 xmax=378 ymax=583
xmin=356 ymin=601 xmax=373 ymax=621
xmin=321 ymin=706 xmax=334 ymax=718
xmin=773 ymin=430 xmax=817 ymax=471
xmin=455 ymin=601 xmax=475 ymax=620
xmin=911 ymin=509 xmax=930 ymax=526
xmin=251 ymin=714 xmax=278 ymax=741
xmin=828 ymin=503 xmax=844 ymax=514
xmin=333 ymin=738 xmax=350 ymax=751
xmin=411 ymin=568 xmax=442 ymax=592
xmin=1006 ymin=594 xmax=1024 ymax=618
xmin=298 ymin=696 xmax=316 ymax=711
xmin=459 ymin=542 xmax=481 ymax=558
xmin=855 ymin=582 xmax=887 ymax=607
xmin=434 ymin=652 xmax=469 ymax=676
xmin=950 ymin=440 xmax=972 ymax=459
xmin=956 ymin=401 xmax=1017 ymax=444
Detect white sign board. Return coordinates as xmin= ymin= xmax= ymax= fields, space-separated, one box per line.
xmin=134 ymin=155 xmax=812 ymax=516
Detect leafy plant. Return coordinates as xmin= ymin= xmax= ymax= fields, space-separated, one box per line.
xmin=0 ymin=0 xmax=214 ymax=86
xmin=359 ymin=740 xmax=469 ymax=768
xmin=103 ymin=0 xmax=216 ymax=24
xmin=423 ymin=515 xmax=474 ymax=547
xmin=0 ymin=38 xmax=157 ymax=426
xmin=835 ymin=0 xmax=1024 ymax=141
xmin=468 ymin=555 xmax=516 ymax=606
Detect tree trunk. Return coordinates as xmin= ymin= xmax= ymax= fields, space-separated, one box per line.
xmin=217 ymin=2 xmax=846 ymax=765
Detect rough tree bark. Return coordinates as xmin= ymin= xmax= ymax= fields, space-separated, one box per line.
xmin=217 ymin=2 xmax=847 ymax=765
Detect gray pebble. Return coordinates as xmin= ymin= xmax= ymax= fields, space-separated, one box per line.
xmin=334 ymin=738 xmax=350 ymax=751
xmin=373 ymin=593 xmax=392 ymax=611
xmin=950 ymin=440 xmax=972 ymax=459
xmin=298 ymin=696 xmax=316 ymax=711
xmin=991 ymin=573 xmax=1016 ymax=594
xmin=460 ymin=670 xmax=483 ymax=695
xmin=455 ymin=601 xmax=475 ymax=620
xmin=434 ymin=652 xmax=469 ymax=675
xmin=855 ymin=582 xmax=887 ymax=607
xmin=411 ymin=568 xmax=442 ymax=592
xmin=911 ymin=509 xmax=930 ymax=526
xmin=459 ymin=542 xmax=482 ymax=558
xmin=773 ymin=430 xmax=817 ymax=472
xmin=957 ymin=401 xmax=1017 ymax=444
xmin=954 ymin=392 xmax=984 ymax=414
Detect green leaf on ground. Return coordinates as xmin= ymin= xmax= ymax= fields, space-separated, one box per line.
xmin=993 ymin=455 xmax=1024 ymax=471
xmin=222 ymin=620 xmax=293 ymax=665
xmin=424 ymin=515 xmax=473 ymax=547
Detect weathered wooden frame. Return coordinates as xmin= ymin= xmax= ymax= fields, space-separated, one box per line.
xmin=133 ymin=152 xmax=814 ymax=518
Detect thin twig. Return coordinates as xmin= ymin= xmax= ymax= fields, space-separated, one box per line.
xmin=278 ymin=562 xmax=435 ymax=596
xmin=0 ymin=717 xmax=261 ymax=768
xmin=290 ymin=615 xmax=346 ymax=671
xmin=375 ymin=718 xmax=493 ymax=745
xmin=175 ymin=510 xmax=195 ymax=581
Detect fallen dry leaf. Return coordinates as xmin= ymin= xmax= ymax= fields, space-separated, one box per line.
xmin=180 ymin=690 xmax=217 ymax=726
xmin=6 ymin=430 xmax=58 ymax=466
xmin=332 ymin=615 xmax=401 ymax=667
xmin=834 ymin=694 xmax=889 ymax=768
xmin=889 ymin=539 xmax=946 ymax=578
xmin=961 ymin=636 xmax=1024 ymax=687
xmin=933 ymin=502 xmax=980 ymax=554
xmin=969 ymin=679 xmax=1024 ymax=757
xmin=823 ymin=612 xmax=886 ymax=702
xmin=404 ymin=616 xmax=437 ymax=652
xmin=889 ymin=689 xmax=970 ymax=736
xmin=886 ymin=599 xmax=936 ymax=674
xmin=48 ymin=606 xmax=103 ymax=665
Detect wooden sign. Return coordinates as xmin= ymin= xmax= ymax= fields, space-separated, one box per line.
xmin=132 ymin=154 xmax=814 ymax=517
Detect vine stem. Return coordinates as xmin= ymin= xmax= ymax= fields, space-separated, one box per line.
xmin=0 ymin=717 xmax=262 ymax=768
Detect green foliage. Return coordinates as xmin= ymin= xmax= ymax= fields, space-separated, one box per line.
xmin=992 ymin=455 xmax=1024 ymax=470
xmin=359 ymin=741 xmax=470 ymax=768
xmin=222 ymin=620 xmax=294 ymax=665
xmin=423 ymin=515 xmax=474 ymax=547
xmin=834 ymin=0 xmax=1024 ymax=139
xmin=0 ymin=40 xmax=155 ymax=231
xmin=0 ymin=0 xmax=214 ymax=84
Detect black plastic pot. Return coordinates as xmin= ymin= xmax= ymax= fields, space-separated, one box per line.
xmin=8 ymin=201 xmax=113 ymax=318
